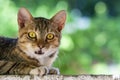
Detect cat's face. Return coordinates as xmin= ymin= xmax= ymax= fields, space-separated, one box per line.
xmin=17 ymin=8 xmax=66 ymax=59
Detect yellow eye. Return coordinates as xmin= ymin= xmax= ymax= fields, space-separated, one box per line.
xmin=46 ymin=33 xmax=54 ymax=40
xmin=28 ymin=32 xmax=36 ymax=38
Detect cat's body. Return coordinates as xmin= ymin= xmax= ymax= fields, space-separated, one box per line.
xmin=0 ymin=8 xmax=66 ymax=75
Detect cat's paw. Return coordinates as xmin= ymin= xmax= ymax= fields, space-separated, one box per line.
xmin=29 ymin=66 xmax=49 ymax=76
xmin=48 ymin=67 xmax=60 ymax=75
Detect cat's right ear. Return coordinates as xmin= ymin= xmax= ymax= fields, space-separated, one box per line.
xmin=51 ymin=10 xmax=66 ymax=32
xmin=17 ymin=7 xmax=33 ymax=28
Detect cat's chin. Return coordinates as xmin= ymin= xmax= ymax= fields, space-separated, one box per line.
xmin=35 ymin=48 xmax=58 ymax=58
xmin=23 ymin=47 xmax=58 ymax=60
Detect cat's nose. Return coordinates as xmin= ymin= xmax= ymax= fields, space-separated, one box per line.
xmin=39 ymin=45 xmax=44 ymax=49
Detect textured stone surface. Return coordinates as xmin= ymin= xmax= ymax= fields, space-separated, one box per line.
xmin=0 ymin=75 xmax=119 ymax=80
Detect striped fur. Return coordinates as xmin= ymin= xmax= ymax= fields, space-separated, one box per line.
xmin=0 ymin=8 xmax=66 ymax=75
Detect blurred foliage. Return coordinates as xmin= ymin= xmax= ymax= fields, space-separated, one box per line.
xmin=0 ymin=0 xmax=120 ymax=74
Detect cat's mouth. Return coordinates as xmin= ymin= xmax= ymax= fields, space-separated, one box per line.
xmin=35 ymin=50 xmax=44 ymax=55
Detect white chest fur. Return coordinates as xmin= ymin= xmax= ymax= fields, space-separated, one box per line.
xmin=38 ymin=52 xmax=58 ymax=66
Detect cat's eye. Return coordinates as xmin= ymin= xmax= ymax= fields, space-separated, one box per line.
xmin=46 ymin=33 xmax=54 ymax=40
xmin=28 ymin=32 xmax=36 ymax=39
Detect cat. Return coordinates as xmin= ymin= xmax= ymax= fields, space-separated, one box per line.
xmin=0 ymin=7 xmax=66 ymax=75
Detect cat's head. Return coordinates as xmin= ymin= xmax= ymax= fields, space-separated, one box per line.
xmin=17 ymin=8 xmax=66 ymax=59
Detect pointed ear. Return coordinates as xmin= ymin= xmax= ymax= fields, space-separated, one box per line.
xmin=17 ymin=7 xmax=33 ymax=28
xmin=51 ymin=10 xmax=66 ymax=31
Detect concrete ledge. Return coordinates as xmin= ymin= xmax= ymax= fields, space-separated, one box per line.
xmin=0 ymin=75 xmax=119 ymax=80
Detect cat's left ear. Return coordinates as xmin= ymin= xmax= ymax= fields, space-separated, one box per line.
xmin=17 ymin=7 xmax=33 ymax=28
xmin=51 ymin=10 xmax=66 ymax=31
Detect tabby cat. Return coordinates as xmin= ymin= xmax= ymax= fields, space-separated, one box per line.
xmin=0 ymin=8 xmax=66 ymax=75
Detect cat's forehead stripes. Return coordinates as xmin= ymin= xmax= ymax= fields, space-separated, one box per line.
xmin=31 ymin=18 xmax=52 ymax=39
xmin=34 ymin=17 xmax=50 ymax=31
xmin=33 ymin=17 xmax=57 ymax=36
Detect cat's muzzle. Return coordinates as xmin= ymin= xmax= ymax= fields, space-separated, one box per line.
xmin=35 ymin=50 xmax=44 ymax=55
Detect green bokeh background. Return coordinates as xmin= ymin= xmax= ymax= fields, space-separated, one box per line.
xmin=0 ymin=0 xmax=120 ymax=74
